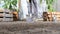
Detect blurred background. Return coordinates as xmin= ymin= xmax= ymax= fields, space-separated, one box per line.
xmin=0 ymin=0 xmax=60 ymax=21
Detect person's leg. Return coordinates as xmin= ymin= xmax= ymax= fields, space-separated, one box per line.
xmin=32 ymin=0 xmax=38 ymax=18
xmin=29 ymin=0 xmax=32 ymax=14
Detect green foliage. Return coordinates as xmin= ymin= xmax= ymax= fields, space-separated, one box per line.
xmin=2 ymin=0 xmax=17 ymax=10
xmin=40 ymin=0 xmax=42 ymax=3
xmin=40 ymin=0 xmax=55 ymax=12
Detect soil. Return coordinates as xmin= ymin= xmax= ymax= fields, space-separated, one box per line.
xmin=0 ymin=21 xmax=60 ymax=34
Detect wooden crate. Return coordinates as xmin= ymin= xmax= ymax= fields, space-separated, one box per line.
xmin=0 ymin=9 xmax=13 ymax=21
xmin=47 ymin=12 xmax=60 ymax=21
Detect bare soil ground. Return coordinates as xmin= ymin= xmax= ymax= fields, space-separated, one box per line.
xmin=0 ymin=21 xmax=60 ymax=34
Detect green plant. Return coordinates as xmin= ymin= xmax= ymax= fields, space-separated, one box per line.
xmin=2 ymin=0 xmax=17 ymax=10
xmin=40 ymin=0 xmax=55 ymax=12
xmin=46 ymin=0 xmax=54 ymax=12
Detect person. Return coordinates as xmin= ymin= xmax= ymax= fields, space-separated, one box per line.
xmin=29 ymin=0 xmax=38 ymax=18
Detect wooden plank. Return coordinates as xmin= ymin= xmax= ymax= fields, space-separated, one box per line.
xmin=56 ymin=15 xmax=60 ymax=17
xmin=0 ymin=18 xmax=3 ymax=21
xmin=52 ymin=12 xmax=60 ymax=15
xmin=5 ymin=14 xmax=13 ymax=17
xmin=0 ymin=13 xmax=4 ymax=17
xmin=48 ymin=15 xmax=52 ymax=17
xmin=56 ymin=18 xmax=60 ymax=20
xmin=0 ymin=8 xmax=4 ymax=12
xmin=3 ymin=18 xmax=13 ymax=21
xmin=48 ymin=12 xmax=52 ymax=14
xmin=49 ymin=17 xmax=53 ymax=21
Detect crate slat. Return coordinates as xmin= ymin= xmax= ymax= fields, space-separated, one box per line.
xmin=0 ymin=13 xmax=5 ymax=16
xmin=0 ymin=18 xmax=3 ymax=21
xmin=3 ymin=18 xmax=13 ymax=21
xmin=5 ymin=14 xmax=13 ymax=17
